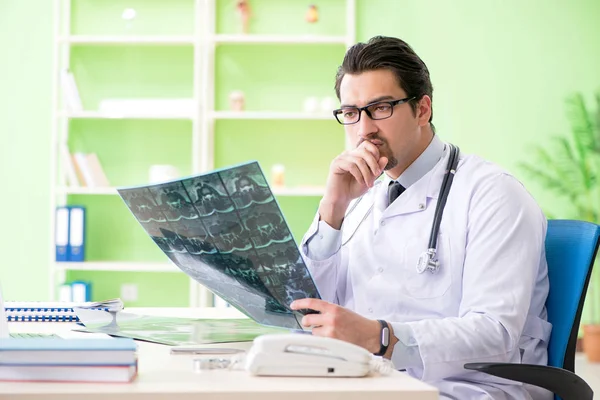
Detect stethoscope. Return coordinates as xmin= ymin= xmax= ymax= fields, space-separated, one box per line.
xmin=341 ymin=143 xmax=460 ymax=275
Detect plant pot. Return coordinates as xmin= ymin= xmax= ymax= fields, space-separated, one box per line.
xmin=583 ymin=324 xmax=600 ymax=362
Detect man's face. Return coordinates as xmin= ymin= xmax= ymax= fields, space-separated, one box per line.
xmin=339 ymin=69 xmax=432 ymax=179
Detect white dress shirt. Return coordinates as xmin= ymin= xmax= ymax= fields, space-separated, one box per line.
xmin=301 ymin=135 xmax=552 ymax=400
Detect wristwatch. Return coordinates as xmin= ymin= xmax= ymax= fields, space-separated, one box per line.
xmin=374 ymin=319 xmax=390 ymax=356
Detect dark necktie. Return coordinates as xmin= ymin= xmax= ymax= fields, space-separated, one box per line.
xmin=388 ymin=181 xmax=406 ymax=206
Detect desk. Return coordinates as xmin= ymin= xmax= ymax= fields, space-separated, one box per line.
xmin=0 ymin=307 xmax=438 ymax=400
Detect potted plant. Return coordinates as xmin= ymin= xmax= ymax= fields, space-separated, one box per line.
xmin=520 ymin=92 xmax=600 ymax=362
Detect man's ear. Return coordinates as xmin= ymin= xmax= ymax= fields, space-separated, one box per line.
xmin=417 ymin=95 xmax=432 ymax=127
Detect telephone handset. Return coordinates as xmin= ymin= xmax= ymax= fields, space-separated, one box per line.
xmin=245 ymin=333 xmax=372 ymax=377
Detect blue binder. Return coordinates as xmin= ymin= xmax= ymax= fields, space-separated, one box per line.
xmin=68 ymin=206 xmax=86 ymax=262
xmin=55 ymin=206 xmax=70 ymax=262
xmin=71 ymin=281 xmax=91 ymax=302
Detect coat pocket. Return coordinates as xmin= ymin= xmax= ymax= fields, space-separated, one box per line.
xmin=396 ymin=233 xmax=453 ymax=299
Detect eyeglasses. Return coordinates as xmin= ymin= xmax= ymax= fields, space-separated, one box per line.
xmin=333 ymin=97 xmax=416 ymax=125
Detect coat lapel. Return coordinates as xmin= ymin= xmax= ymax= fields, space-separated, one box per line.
xmin=382 ymin=150 xmax=451 ymax=219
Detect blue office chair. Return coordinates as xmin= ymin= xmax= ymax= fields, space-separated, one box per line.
xmin=465 ymin=219 xmax=599 ymax=400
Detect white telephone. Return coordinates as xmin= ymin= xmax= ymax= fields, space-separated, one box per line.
xmin=245 ymin=333 xmax=372 ymax=377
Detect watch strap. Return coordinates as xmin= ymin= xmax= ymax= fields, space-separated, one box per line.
xmin=374 ymin=319 xmax=390 ymax=356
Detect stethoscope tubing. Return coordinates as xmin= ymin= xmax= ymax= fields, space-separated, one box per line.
xmin=340 ymin=144 xmax=460 ymax=262
xmin=428 ymin=143 xmax=460 ymax=250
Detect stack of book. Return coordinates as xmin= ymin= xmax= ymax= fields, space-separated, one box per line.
xmin=0 ymin=338 xmax=137 ymax=383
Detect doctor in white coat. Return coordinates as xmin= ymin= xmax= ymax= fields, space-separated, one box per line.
xmin=290 ymin=36 xmax=552 ymax=399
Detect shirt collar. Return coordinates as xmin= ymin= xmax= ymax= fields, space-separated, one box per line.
xmin=383 ymin=134 xmax=446 ymax=189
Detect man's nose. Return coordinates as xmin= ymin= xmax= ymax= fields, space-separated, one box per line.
xmin=356 ymin=109 xmax=378 ymax=138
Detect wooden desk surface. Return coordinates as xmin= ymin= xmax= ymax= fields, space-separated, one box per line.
xmin=0 ymin=307 xmax=438 ymax=400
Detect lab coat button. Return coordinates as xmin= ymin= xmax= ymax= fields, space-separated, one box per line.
xmin=418 ymin=203 xmax=425 ymax=210
xmin=378 ymin=267 xmax=383 ymax=273
xmin=318 ymin=234 xmax=324 ymax=239
xmin=368 ymin=308 xmax=373 ymax=313
xmin=380 ymin=220 xmax=385 ymax=226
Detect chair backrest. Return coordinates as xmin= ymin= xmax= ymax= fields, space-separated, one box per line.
xmin=545 ymin=219 xmax=600 ymax=372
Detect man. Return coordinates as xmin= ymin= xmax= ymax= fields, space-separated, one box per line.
xmin=290 ymin=36 xmax=552 ymax=399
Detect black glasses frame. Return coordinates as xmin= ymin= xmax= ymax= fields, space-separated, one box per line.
xmin=333 ymin=96 xmax=416 ymax=125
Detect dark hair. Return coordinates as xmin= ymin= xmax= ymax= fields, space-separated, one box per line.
xmin=334 ymin=36 xmax=434 ymax=129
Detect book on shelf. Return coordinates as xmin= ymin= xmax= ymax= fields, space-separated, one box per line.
xmin=85 ymin=153 xmax=111 ymax=187
xmin=71 ymin=153 xmax=87 ymax=187
xmin=72 ymin=152 xmax=110 ymax=188
xmin=73 ymin=153 xmax=92 ymax=186
xmin=60 ymin=68 xmax=83 ymax=112
xmin=0 ymin=338 xmax=137 ymax=383
xmin=5 ymin=298 xmax=123 ymax=322
xmin=117 ymin=160 xmax=321 ymax=331
xmin=60 ymin=144 xmax=80 ymax=187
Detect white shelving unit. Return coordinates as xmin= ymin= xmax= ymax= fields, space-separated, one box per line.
xmin=50 ymin=0 xmax=355 ymax=307
xmin=210 ymin=111 xmax=333 ymax=120
xmin=59 ymin=111 xmax=194 ymax=120
xmin=198 ymin=0 xmax=355 ymax=307
xmin=59 ymin=35 xmax=196 ymax=45
xmin=213 ymin=34 xmax=348 ymax=45
xmin=56 ymin=262 xmax=178 ymax=273
xmin=199 ymin=0 xmax=356 ymax=194
xmin=50 ymin=0 xmax=205 ymax=306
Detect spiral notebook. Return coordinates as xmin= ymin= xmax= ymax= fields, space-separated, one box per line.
xmin=4 ymin=299 xmax=123 ymax=323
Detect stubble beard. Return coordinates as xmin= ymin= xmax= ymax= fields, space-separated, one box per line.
xmin=384 ymin=156 xmax=398 ymax=171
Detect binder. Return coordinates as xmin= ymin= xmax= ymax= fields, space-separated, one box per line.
xmin=7 ymin=314 xmax=80 ymax=322
xmin=5 ymin=299 xmax=124 ymax=323
xmin=71 ymin=281 xmax=91 ymax=302
xmin=58 ymin=284 xmax=72 ymax=302
xmin=68 ymin=206 xmax=85 ymax=262
xmin=55 ymin=207 xmax=70 ymax=262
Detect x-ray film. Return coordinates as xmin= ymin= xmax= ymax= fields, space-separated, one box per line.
xmin=117 ymin=161 xmax=321 ymax=330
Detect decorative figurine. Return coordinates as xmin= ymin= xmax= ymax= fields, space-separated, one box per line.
xmin=303 ymin=97 xmax=320 ymax=113
xmin=229 ymin=90 xmax=245 ymax=111
xmin=305 ymin=4 xmax=319 ymax=23
xmin=271 ymin=164 xmax=285 ymax=187
xmin=236 ymin=0 xmax=252 ymax=34
xmin=320 ymin=97 xmax=337 ymax=113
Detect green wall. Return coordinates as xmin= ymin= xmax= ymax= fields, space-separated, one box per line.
xmin=356 ymin=0 xmax=600 ymax=213
xmin=0 ymin=1 xmax=53 ymax=301
xmin=1 ymin=0 xmax=599 ymax=321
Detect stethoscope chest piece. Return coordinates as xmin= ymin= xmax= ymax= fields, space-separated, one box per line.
xmin=416 ymin=249 xmax=440 ymax=274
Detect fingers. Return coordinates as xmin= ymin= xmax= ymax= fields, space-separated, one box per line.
xmin=346 ymin=155 xmax=376 ymax=187
xmin=358 ymin=141 xmax=382 ymax=175
xmin=334 ymin=157 xmax=369 ymax=188
xmin=300 ymin=313 xmax=324 ymax=328
xmin=378 ymin=156 xmax=388 ymax=171
xmin=290 ymin=298 xmax=329 ymax=312
xmin=333 ymin=149 xmax=382 ymax=188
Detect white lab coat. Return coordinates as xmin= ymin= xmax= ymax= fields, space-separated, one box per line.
xmin=301 ymin=151 xmax=552 ymax=400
